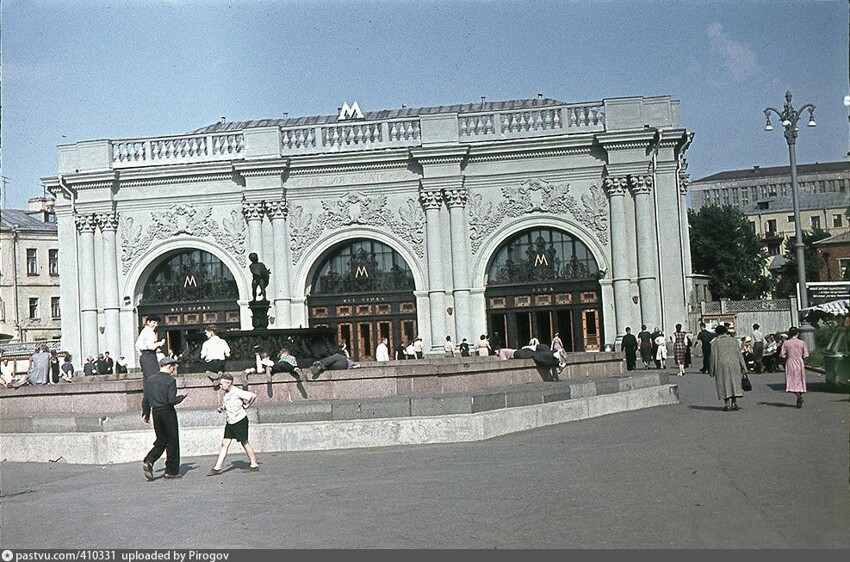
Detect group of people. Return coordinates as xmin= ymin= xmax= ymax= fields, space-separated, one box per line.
xmin=1 ymin=346 xmax=78 ymax=388
xmin=137 ymin=317 xmax=260 ymax=481
xmin=619 ymin=325 xmax=693 ymax=375
xmin=706 ymin=323 xmax=809 ymax=411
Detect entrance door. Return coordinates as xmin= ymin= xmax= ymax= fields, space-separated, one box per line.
xmin=357 ymin=322 xmax=374 ymax=360
xmin=582 ymin=309 xmax=601 ymax=351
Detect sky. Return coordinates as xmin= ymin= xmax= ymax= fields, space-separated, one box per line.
xmin=1 ymin=0 xmax=848 ymax=210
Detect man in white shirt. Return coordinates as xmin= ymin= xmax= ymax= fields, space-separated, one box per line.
xmin=135 ymin=316 xmax=165 ymax=380
xmin=201 ymin=325 xmax=231 ymax=382
xmin=376 ymin=338 xmax=390 ymax=362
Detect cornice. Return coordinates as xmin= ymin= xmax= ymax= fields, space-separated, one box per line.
xmin=113 ymin=161 xmax=237 ymax=188
xmin=466 ymin=134 xmax=595 ymax=163
xmin=595 ymin=129 xmax=658 ymax=151
xmin=409 ymin=145 xmax=470 ymax=165
xmin=287 ymin=150 xmax=409 ymax=175
xmin=118 ymin=172 xmax=235 ymax=188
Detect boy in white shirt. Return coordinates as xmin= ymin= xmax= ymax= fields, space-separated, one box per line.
xmin=206 ymin=373 xmax=260 ymax=475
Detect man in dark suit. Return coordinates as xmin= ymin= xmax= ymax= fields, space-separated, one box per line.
xmin=142 ymin=357 xmax=189 ymax=480
xmin=620 ymin=327 xmax=639 ymax=371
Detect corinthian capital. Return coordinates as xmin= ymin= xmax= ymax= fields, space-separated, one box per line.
xmin=419 ymin=189 xmax=443 ymax=211
xmin=443 ymin=188 xmax=468 ymax=208
xmin=95 ymin=212 xmax=119 ymax=231
xmin=602 ymin=176 xmax=629 ymax=197
xmin=242 ymin=201 xmax=266 ymax=221
xmin=265 ymin=200 xmax=289 ymax=220
xmin=629 ymin=175 xmax=653 ymax=196
xmin=75 ymin=214 xmax=97 ymax=233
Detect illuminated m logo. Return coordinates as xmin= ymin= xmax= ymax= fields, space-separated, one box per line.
xmin=184 ymin=275 xmax=198 ymax=287
xmin=534 ymin=254 xmax=549 ymax=266
xmin=355 ymin=266 xmax=369 ymax=278
xmin=338 ymin=101 xmax=364 ymax=121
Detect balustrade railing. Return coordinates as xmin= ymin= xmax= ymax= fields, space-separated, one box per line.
xmin=107 ymin=101 xmax=605 ymax=168
xmin=112 ymin=132 xmax=243 ymax=168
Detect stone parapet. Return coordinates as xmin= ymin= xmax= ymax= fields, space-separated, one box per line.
xmin=0 ymin=353 xmax=625 ymax=417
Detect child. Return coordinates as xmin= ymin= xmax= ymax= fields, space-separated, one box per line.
xmin=206 ymin=373 xmax=260 ymax=475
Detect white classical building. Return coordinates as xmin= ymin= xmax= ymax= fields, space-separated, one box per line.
xmin=43 ymin=95 xmax=695 ymax=365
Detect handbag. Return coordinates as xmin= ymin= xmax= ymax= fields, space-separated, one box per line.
xmin=741 ymin=373 xmax=753 ymax=392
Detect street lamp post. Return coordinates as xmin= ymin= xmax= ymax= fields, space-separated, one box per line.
xmin=763 ymin=90 xmax=817 ymax=350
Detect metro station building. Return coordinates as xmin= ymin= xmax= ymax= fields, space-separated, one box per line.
xmin=43 ymin=95 xmax=695 ymax=365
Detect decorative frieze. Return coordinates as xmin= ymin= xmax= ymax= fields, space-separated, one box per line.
xmin=119 ymin=204 xmax=245 ymax=273
xmin=289 ymin=192 xmax=426 ymax=265
xmin=468 ymin=178 xmax=609 ymax=254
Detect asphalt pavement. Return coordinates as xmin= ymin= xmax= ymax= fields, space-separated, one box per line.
xmin=1 ymin=366 xmax=848 ymax=549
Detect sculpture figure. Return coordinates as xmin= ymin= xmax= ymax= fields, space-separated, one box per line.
xmin=248 ymin=252 xmax=270 ymax=301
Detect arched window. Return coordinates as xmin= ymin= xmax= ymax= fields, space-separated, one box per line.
xmin=311 ymin=239 xmax=414 ymax=295
xmin=486 ymin=228 xmax=599 ymax=286
xmin=142 ymin=250 xmax=238 ymax=303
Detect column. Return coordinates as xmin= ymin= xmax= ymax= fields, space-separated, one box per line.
xmin=97 ymin=212 xmax=121 ymax=358
xmin=629 ymin=175 xmax=661 ymax=329
xmin=266 ymin=200 xmax=291 ymax=326
xmin=75 ymin=214 xmax=99 ymax=358
xmin=604 ymin=177 xmax=631 ymax=344
xmin=444 ymin=186 xmax=472 ymax=341
xmin=242 ymin=201 xmax=266 ymax=262
xmin=420 ymin=186 xmax=447 ymax=353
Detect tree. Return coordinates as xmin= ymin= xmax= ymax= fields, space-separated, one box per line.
xmin=688 ymin=205 xmax=774 ymax=300
xmin=775 ymin=228 xmax=831 ymax=298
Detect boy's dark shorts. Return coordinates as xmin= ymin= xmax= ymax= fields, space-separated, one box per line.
xmin=223 ymin=416 xmax=249 ymax=443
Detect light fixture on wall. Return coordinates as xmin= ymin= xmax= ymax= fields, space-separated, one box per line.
xmin=123 ymin=296 xmax=131 ymax=306
xmin=446 ymin=307 xmax=453 ymax=316
xmin=632 ymin=295 xmax=639 ymax=304
xmin=99 ymin=326 xmax=105 ymax=334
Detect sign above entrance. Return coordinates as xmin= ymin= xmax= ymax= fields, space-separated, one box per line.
xmin=338 ymin=101 xmax=364 ymax=121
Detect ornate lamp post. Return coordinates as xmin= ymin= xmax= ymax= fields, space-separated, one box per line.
xmin=763 ymin=90 xmax=817 ymax=350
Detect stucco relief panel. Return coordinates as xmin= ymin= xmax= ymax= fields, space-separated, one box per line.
xmin=467 ymin=178 xmax=609 ymax=254
xmin=120 ymin=204 xmax=245 ymax=273
xmin=288 ymin=191 xmax=425 ymax=264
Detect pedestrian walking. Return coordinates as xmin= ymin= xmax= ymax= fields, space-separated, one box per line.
xmin=620 ymin=327 xmax=638 ymax=371
xmin=708 ymin=324 xmax=745 ymax=412
xmin=206 ymin=373 xmax=259 ymax=476
xmin=780 ymin=326 xmax=809 ymax=408
xmin=637 ymin=325 xmax=652 ymax=369
xmin=141 ymin=357 xmax=189 ymax=480
xmin=672 ymin=323 xmax=687 ymax=377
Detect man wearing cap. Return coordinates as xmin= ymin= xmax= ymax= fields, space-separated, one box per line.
xmin=141 ymin=356 xmax=189 ymax=481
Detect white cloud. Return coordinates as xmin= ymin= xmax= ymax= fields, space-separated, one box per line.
xmin=707 ymin=22 xmax=759 ymax=80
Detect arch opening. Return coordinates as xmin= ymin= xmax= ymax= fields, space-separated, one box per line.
xmin=307 ymin=239 xmax=417 ymax=361
xmin=485 ymin=228 xmax=604 ymax=352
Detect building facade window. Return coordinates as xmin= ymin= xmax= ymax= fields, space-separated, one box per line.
xmin=833 ymin=214 xmax=844 ymax=228
xmin=811 ymin=216 xmax=821 ymax=230
xmin=29 ymin=298 xmax=39 ymax=319
xmin=766 ymin=219 xmax=777 ymax=234
xmin=51 ymin=297 xmax=61 ymax=319
xmin=787 ymin=215 xmax=795 ymax=223
xmin=26 ymin=249 xmax=38 ymax=275
xmin=48 ymin=249 xmax=59 ymax=276
xmin=840 ymin=259 xmax=850 ymax=280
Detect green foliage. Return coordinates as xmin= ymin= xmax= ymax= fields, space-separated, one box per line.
xmin=775 ymin=228 xmax=830 ymax=298
xmin=688 ymin=205 xmax=774 ymax=299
